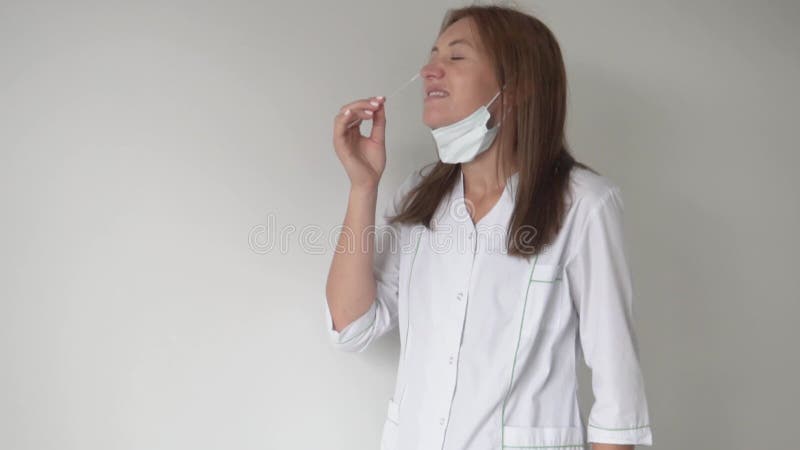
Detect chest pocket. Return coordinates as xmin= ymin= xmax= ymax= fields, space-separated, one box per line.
xmin=524 ymin=263 xmax=565 ymax=331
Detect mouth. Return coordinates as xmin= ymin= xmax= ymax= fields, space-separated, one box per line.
xmin=425 ymin=88 xmax=450 ymax=101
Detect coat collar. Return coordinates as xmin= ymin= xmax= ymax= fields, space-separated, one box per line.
xmin=449 ymin=166 xmax=520 ymax=229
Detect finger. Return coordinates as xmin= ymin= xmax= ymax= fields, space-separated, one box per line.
xmin=369 ymin=97 xmax=386 ymax=143
xmin=333 ymin=107 xmax=375 ymax=147
xmin=345 ymin=116 xmax=361 ymax=129
xmin=333 ymin=97 xmax=384 ymax=141
xmin=333 ymin=108 xmax=355 ymax=143
xmin=342 ymin=108 xmax=376 ymax=130
xmin=333 ymin=103 xmax=372 ymax=131
xmin=337 ymin=98 xmax=380 ymax=123
xmin=338 ymin=97 xmax=383 ymax=116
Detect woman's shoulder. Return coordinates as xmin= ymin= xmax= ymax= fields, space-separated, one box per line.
xmin=567 ymin=165 xmax=623 ymax=216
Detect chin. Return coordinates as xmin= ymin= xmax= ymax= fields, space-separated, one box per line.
xmin=422 ymin=110 xmax=450 ymax=129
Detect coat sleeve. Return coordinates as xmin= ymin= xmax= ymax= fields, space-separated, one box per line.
xmin=564 ymin=186 xmax=654 ymax=446
xmin=323 ymin=173 xmax=413 ymax=353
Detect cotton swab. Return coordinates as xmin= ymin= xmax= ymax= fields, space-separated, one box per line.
xmin=345 ymin=72 xmax=421 ymax=129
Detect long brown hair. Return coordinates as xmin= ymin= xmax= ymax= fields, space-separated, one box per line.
xmin=388 ymin=4 xmax=596 ymax=258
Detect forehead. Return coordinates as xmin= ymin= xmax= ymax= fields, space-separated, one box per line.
xmin=433 ymin=17 xmax=481 ymax=50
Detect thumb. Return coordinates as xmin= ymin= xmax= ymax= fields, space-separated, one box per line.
xmin=369 ymin=98 xmax=386 ymax=144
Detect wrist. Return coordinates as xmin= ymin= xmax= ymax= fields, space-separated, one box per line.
xmin=349 ymin=182 xmax=379 ymax=197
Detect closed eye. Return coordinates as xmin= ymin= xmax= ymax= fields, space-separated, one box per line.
xmin=451 ymin=57 xmax=464 ymax=60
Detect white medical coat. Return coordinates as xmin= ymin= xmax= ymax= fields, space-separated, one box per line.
xmin=323 ymin=165 xmax=653 ymax=449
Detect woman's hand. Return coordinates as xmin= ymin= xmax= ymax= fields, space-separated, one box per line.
xmin=332 ymin=96 xmax=387 ymax=191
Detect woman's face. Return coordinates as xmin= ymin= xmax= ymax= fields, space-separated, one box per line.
xmin=421 ymin=17 xmax=501 ymax=129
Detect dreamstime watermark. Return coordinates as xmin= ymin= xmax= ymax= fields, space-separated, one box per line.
xmin=248 ymin=196 xmax=539 ymax=256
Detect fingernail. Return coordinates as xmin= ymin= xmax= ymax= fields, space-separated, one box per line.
xmin=365 ymin=110 xmax=373 ymax=115
xmin=344 ymin=109 xmax=351 ymax=116
xmin=377 ymin=96 xmax=384 ymax=100
xmin=370 ymin=100 xmax=379 ymax=107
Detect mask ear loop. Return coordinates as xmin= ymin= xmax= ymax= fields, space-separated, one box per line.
xmin=488 ymin=83 xmax=507 ymax=127
xmin=346 ymin=72 xmax=421 ymax=129
xmin=487 ymin=87 xmax=503 ymax=107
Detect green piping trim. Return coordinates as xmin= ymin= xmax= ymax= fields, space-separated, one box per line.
xmin=588 ymin=423 xmax=651 ymax=431
xmin=397 ymin=231 xmax=422 ymax=407
xmin=502 ymin=445 xmax=585 ymax=449
xmin=500 ymin=254 xmax=539 ymax=448
xmin=402 ymin=233 xmax=422 ymax=360
xmin=529 ymin=278 xmax=562 ymax=283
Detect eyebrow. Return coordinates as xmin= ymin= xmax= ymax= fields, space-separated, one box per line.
xmin=431 ymin=38 xmax=473 ymax=53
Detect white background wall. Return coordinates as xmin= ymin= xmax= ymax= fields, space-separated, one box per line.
xmin=1 ymin=1 xmax=798 ymax=449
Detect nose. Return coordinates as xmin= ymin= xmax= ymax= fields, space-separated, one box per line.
xmin=420 ymin=58 xmax=444 ymax=80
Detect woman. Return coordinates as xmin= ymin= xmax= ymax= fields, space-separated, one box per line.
xmin=325 ymin=5 xmax=653 ymax=450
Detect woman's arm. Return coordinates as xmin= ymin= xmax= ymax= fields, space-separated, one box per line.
xmin=326 ymin=95 xmax=388 ymax=342
xmin=565 ymin=186 xmax=654 ymax=446
xmin=592 ymin=444 xmax=634 ymax=450
xmin=326 ymin=186 xmax=379 ymax=333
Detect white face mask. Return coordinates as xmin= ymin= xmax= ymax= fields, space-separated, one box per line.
xmin=430 ymin=86 xmax=505 ymax=164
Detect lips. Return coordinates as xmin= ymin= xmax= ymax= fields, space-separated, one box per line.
xmin=425 ymin=91 xmax=449 ymax=103
xmin=425 ymin=86 xmax=450 ymax=98
xmin=426 ymin=96 xmax=448 ymax=103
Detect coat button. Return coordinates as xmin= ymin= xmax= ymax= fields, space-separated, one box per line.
xmin=439 ymin=417 xmax=445 ymax=425
xmin=456 ymin=292 xmax=463 ymax=300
